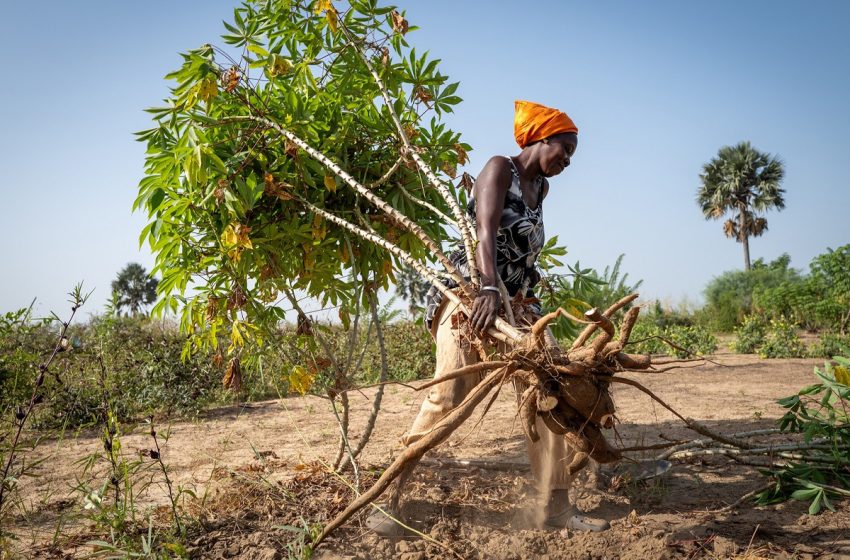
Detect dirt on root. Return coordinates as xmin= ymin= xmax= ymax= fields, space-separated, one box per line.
xmin=10 ymin=351 xmax=850 ymax=559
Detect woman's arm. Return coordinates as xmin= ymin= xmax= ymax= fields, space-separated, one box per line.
xmin=469 ymin=156 xmax=512 ymax=333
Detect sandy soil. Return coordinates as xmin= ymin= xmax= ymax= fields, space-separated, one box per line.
xmin=9 ymin=352 xmax=850 ymax=559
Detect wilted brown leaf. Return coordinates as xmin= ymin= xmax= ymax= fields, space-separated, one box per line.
xmin=391 ymin=10 xmax=409 ymax=35
xmin=442 ymin=160 xmax=457 ymax=179
xmin=227 ymin=287 xmax=247 ymax=311
xmin=296 ymin=312 xmax=313 ymax=336
xmin=458 ymin=172 xmax=474 ymax=194
xmin=402 ymin=123 xmax=419 ymax=140
xmin=414 ymin=86 xmax=432 ymax=105
xmin=222 ymin=357 xmax=242 ymax=392
xmin=454 ymin=143 xmax=468 ymax=165
xmin=222 ymin=66 xmax=241 ymax=93
xmin=205 ymin=297 xmax=220 ymax=322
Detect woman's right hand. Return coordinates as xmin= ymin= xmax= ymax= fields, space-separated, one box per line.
xmin=470 ymin=290 xmax=502 ymax=335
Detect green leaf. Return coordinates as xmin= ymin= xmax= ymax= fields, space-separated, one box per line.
xmin=149 ymin=188 xmax=166 ymax=212
xmin=247 ymin=44 xmax=269 ymax=57
xmin=808 ymin=492 xmax=823 ymax=515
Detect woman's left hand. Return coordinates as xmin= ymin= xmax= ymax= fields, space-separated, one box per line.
xmin=470 ymin=290 xmax=501 ymax=335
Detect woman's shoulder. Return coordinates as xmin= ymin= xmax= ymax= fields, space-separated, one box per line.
xmin=482 ymin=155 xmax=512 ymax=174
xmin=477 ymin=156 xmax=514 ymax=187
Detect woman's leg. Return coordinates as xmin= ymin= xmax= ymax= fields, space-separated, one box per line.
xmin=525 ymin=328 xmax=609 ymax=531
xmin=368 ymin=299 xmax=481 ymax=535
xmin=403 ymin=301 xmax=482 ymax=446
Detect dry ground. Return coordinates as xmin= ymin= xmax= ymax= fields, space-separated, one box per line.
xmin=8 ymin=351 xmax=850 ymax=559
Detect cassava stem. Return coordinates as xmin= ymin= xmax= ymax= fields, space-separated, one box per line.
xmin=221 ymin=114 xmax=469 ymax=292
xmin=340 ymin=23 xmax=480 ymax=286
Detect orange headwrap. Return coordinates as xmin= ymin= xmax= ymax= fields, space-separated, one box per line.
xmin=513 ymin=100 xmax=578 ymax=148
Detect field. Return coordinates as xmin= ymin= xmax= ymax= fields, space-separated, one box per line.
xmin=7 ymin=348 xmax=848 ymax=560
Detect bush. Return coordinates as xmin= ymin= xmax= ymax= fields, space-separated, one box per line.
xmin=754 ymin=277 xmax=844 ymax=333
xmin=732 ymin=314 xmax=768 ymax=354
xmin=362 ymin=321 xmax=435 ymax=383
xmin=759 ymin=318 xmax=807 ymax=359
xmin=1 ymin=302 xmax=437 ymax=430
xmin=626 ymin=320 xmax=716 ymax=358
xmin=664 ymin=325 xmax=718 ymax=358
xmin=643 ymin=300 xmax=695 ymax=329
xmin=702 ymin=254 xmax=801 ymax=332
xmin=625 ymin=321 xmax=667 ymax=355
xmin=702 ymin=248 xmax=849 ymax=334
xmin=807 ymin=333 xmax=850 ymax=359
xmin=28 ymin=316 xmax=227 ymax=429
xmin=0 ymin=308 xmax=53 ymax=416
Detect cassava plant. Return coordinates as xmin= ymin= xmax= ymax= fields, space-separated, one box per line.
xmin=136 ymin=0 xmax=479 ymax=473
xmin=756 ymin=356 xmax=850 ymax=514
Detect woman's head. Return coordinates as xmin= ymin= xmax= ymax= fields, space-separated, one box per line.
xmin=534 ymin=132 xmax=577 ymax=177
xmin=513 ymin=100 xmax=578 ymax=177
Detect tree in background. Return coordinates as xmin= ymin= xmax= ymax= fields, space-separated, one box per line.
xmin=111 ymin=263 xmax=158 ymax=316
xmin=697 ymin=141 xmax=785 ymax=270
xmin=395 ymin=263 xmax=430 ymax=318
xmin=703 ymin=254 xmax=800 ymax=331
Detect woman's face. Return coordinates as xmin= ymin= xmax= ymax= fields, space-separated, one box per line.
xmin=539 ymin=133 xmax=578 ymax=177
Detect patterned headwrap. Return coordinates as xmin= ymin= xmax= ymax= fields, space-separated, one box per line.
xmin=513 ymin=100 xmax=578 ymax=148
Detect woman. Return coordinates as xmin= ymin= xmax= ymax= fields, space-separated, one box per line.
xmin=369 ymin=100 xmax=608 ymax=535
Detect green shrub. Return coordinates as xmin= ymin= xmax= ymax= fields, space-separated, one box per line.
xmin=759 ymin=318 xmax=806 ymax=358
xmin=362 ymin=321 xmax=435 ymax=383
xmin=732 ymin=314 xmax=768 ymax=354
xmin=809 ymin=245 xmax=850 ymax=333
xmin=0 ymin=308 xmax=56 ymax=416
xmin=702 ymin=254 xmax=801 ymax=332
xmin=807 ymin=333 xmax=850 ymax=359
xmin=27 ymin=316 xmax=227 ymax=429
xmin=643 ymin=300 xmax=695 ymax=329
xmin=744 ymin=246 xmax=850 ymax=333
xmin=1 ymin=303 xmax=437 ymax=429
xmin=626 ymin=321 xmax=716 ymax=358
xmin=664 ymin=325 xmax=718 ymax=358
xmin=626 ymin=320 xmax=667 ymax=355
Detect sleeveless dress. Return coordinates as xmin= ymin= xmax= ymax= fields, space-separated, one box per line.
xmin=424 ymin=157 xmax=546 ymax=332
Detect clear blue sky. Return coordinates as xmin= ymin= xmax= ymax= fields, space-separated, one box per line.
xmin=1 ymin=1 xmax=848 ymax=317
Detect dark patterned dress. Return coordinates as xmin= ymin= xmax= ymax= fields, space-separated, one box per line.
xmin=425 ymin=158 xmax=546 ymax=332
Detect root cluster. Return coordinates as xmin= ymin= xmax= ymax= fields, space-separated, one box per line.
xmin=315 ymin=293 xmax=656 ymax=544
xmin=512 ymin=294 xmax=647 ymax=469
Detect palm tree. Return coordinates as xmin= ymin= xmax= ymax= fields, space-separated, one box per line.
xmin=111 ymin=263 xmax=158 ymax=316
xmin=697 ymin=141 xmax=785 ymax=270
xmin=395 ymin=263 xmax=431 ymax=317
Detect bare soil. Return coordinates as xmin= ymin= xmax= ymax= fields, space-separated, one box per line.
xmin=10 ymin=352 xmax=850 ymax=559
